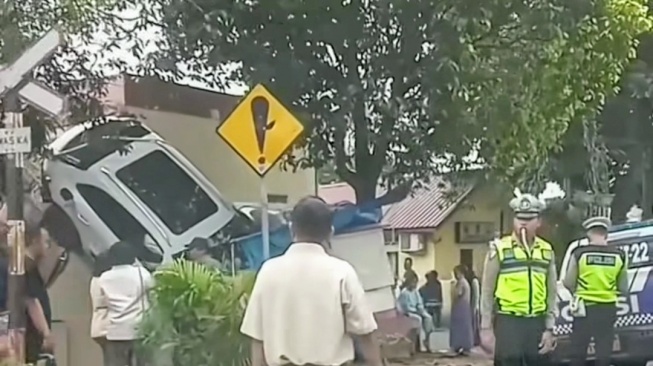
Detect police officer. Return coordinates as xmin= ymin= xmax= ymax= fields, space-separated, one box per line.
xmin=562 ymin=216 xmax=628 ymax=366
xmin=480 ymin=194 xmax=557 ymax=366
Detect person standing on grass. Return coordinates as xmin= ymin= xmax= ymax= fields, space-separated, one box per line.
xmin=240 ymin=196 xmax=382 ymax=366
xmin=99 ymin=241 xmax=153 ymax=366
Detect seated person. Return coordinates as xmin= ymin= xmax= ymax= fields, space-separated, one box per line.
xmin=186 ymin=237 xmax=222 ymax=270
xmin=397 ymin=276 xmax=434 ymax=352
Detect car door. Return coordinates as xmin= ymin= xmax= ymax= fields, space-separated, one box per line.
xmin=52 ymin=185 xmax=116 ymax=259
xmin=98 ymin=137 xmax=234 ymax=253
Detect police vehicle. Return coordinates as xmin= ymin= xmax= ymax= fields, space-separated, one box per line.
xmin=553 ymin=217 xmax=653 ymax=365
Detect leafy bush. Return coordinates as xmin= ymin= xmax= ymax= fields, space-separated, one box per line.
xmin=138 ymin=260 xmax=256 ymax=366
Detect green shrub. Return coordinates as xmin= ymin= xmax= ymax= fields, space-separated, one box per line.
xmin=138 ymin=260 xmax=256 ymax=366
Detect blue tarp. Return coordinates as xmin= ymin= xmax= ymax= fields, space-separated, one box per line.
xmin=235 ymin=200 xmax=385 ymax=270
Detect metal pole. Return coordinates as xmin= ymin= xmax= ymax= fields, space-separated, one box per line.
xmin=260 ymin=177 xmax=270 ymax=261
xmin=3 ymin=93 xmax=26 ymax=364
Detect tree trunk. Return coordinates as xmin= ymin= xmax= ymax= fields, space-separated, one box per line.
xmin=352 ymin=177 xmax=378 ymax=204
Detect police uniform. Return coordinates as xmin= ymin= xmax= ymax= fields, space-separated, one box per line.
xmin=480 ymin=194 xmax=557 ymax=366
xmin=562 ymin=216 xmax=628 ymax=366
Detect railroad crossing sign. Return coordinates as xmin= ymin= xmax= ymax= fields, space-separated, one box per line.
xmin=0 ymin=28 xmax=67 ymax=118
xmin=216 ymin=84 xmax=304 ymax=177
xmin=0 ymin=27 xmax=66 ymax=156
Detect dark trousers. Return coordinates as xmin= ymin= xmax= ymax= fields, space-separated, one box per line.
xmin=494 ymin=314 xmax=549 ymax=366
xmin=569 ymin=303 xmax=617 ymax=366
xmin=94 ymin=337 xmax=110 ymax=366
xmin=105 ymin=340 xmax=141 ymax=366
xmin=425 ymin=305 xmax=442 ymax=328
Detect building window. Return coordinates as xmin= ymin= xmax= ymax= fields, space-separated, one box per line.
xmin=399 ymin=233 xmax=411 ymax=250
xmin=387 ymin=252 xmax=399 ymax=278
xmin=267 ymin=194 xmax=288 ymax=204
xmin=460 ymin=249 xmax=474 ymax=271
xmin=455 ymin=221 xmax=495 ymax=243
xmin=116 ymin=150 xmax=218 ymax=234
xmin=383 ymin=230 xmax=395 ymax=245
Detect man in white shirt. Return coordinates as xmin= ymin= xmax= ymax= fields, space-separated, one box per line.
xmin=99 ymin=241 xmax=153 ymax=366
xmin=240 ymin=196 xmax=382 ymax=366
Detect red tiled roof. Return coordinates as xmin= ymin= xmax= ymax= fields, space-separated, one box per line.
xmin=382 ymin=178 xmax=475 ymax=230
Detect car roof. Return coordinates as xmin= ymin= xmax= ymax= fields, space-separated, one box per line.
xmin=609 ymin=219 xmax=653 ymax=233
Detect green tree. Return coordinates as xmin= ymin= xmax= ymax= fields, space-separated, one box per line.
xmin=124 ymin=0 xmax=650 ymax=202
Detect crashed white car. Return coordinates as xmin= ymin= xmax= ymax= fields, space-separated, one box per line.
xmin=40 ymin=118 xmax=236 ymax=265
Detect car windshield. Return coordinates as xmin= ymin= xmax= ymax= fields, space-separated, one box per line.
xmin=116 ymin=150 xmax=218 ymax=234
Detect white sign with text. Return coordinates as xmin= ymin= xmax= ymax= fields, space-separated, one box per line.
xmin=0 ymin=127 xmax=31 ymax=154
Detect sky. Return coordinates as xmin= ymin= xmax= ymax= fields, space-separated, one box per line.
xmin=76 ymin=6 xmax=248 ymax=96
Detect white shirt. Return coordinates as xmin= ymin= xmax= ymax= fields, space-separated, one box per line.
xmin=89 ymin=277 xmax=108 ymax=339
xmin=240 ymin=243 xmax=377 ymax=366
xmin=98 ymin=264 xmax=154 ymax=340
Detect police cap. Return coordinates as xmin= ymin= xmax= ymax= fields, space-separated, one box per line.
xmin=582 ymin=216 xmax=611 ymax=231
xmin=509 ymin=194 xmax=545 ymax=220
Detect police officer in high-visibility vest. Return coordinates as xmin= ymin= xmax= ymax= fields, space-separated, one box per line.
xmin=480 ymin=193 xmax=557 ymax=366
xmin=562 ymin=216 xmax=628 ymax=366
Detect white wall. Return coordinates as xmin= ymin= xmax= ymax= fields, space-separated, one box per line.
xmin=330 ymin=227 xmax=396 ymax=313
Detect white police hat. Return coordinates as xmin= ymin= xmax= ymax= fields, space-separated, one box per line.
xmin=582 ymin=216 xmax=611 ymax=231
xmin=509 ymin=194 xmax=545 ymax=220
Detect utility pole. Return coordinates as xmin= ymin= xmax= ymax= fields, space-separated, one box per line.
xmin=2 ymin=92 xmax=27 ymax=363
xmin=0 ymin=28 xmax=66 ymax=364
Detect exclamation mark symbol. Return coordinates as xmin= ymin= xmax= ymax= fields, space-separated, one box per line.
xmin=251 ymin=96 xmax=275 ymax=166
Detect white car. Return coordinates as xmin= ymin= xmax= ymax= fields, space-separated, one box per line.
xmin=41 ymin=117 xmax=236 ymax=265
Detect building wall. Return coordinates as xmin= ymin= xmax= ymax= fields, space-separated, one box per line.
xmin=127 ymin=107 xmax=317 ymax=205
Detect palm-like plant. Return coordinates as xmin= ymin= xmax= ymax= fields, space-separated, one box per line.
xmin=138 ymin=260 xmax=256 ymax=366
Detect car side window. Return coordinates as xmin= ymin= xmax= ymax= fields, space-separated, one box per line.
xmin=76 ymin=184 xmax=163 ymax=264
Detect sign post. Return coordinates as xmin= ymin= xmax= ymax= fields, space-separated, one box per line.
xmin=217 ymin=84 xmax=304 ymax=261
xmin=0 ymin=27 xmax=66 ymax=363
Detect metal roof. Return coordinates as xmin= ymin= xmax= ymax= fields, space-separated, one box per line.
xmin=381 ymin=178 xmax=475 ymax=230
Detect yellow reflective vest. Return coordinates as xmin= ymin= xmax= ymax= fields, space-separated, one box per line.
xmin=576 ymin=246 xmax=626 ymax=303
xmin=494 ymin=235 xmax=553 ymax=316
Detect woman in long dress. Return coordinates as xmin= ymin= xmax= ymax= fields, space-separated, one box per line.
xmin=465 ymin=268 xmax=481 ymax=346
xmin=449 ymin=264 xmax=474 ymax=355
